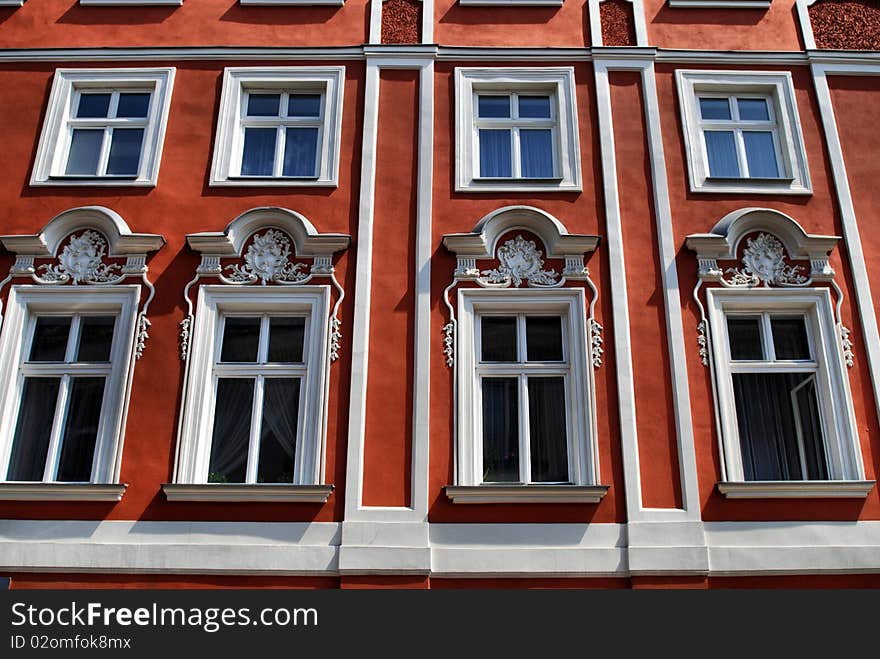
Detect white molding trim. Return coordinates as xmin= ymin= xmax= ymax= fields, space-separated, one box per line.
xmin=589 ymin=0 xmax=649 ymax=48
xmin=209 ymin=67 xmax=345 ymax=188
xmin=162 ymin=484 xmax=334 ymax=502
xmin=668 ymin=0 xmax=769 ymax=7
xmin=79 ymin=0 xmax=183 ymax=5
xmin=796 ymin=0 xmax=818 ymax=51
xmin=717 ymin=480 xmax=875 ymax=498
xmin=369 ymin=0 xmax=435 ymax=45
xmin=0 ymin=484 xmax=127 ymax=501
xmin=240 ymin=0 xmax=344 ymax=5
xmin=445 ymin=485 xmax=610 ymax=503
xmin=459 ymin=0 xmax=562 ymax=5
xmin=0 ymin=0 xmax=25 ymax=6
xmin=30 ymin=68 xmax=175 ymax=188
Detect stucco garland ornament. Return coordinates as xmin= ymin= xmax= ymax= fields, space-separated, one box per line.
xmin=480 ymin=235 xmax=560 ymax=288
xmin=725 ymin=233 xmax=807 ymax=288
xmin=225 ymin=230 xmax=308 ymax=285
xmin=38 ymin=230 xmax=122 ymax=285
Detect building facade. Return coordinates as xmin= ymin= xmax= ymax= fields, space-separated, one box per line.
xmin=0 ymin=0 xmax=879 ymax=588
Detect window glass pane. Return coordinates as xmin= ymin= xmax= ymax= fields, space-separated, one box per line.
xmin=699 ymin=97 xmax=731 ymax=120
xmin=268 ymin=317 xmax=305 ymax=363
xmin=479 ymin=129 xmax=512 ymax=178
xmin=771 ymin=317 xmax=811 ymax=360
xmin=518 ymin=96 xmax=551 ymax=119
xmin=482 ymin=377 xmax=519 ymax=483
xmin=29 ymin=317 xmax=71 ymax=362
xmin=6 ymin=378 xmax=60 ymax=481
xmin=732 ymin=372 xmax=827 ymax=481
xmin=208 ymin=378 xmax=254 ymax=483
xmin=241 ymin=127 xmax=277 ymax=176
xmin=220 ymin=317 xmax=261 ymax=363
xmin=116 ymin=93 xmax=151 ymax=118
xmin=76 ymin=93 xmax=111 ymax=119
xmin=519 ymin=129 xmax=554 ymax=178
xmin=76 ymin=316 xmax=115 ymax=362
xmin=737 ymin=98 xmax=770 ymax=121
xmin=743 ymin=131 xmax=779 ymax=178
xmin=525 ymin=316 xmax=563 ymax=362
xmin=106 ymin=128 xmax=144 ymax=176
xmin=56 ymin=377 xmax=105 ymax=482
xmin=246 ymin=93 xmax=281 ymax=117
xmin=727 ymin=317 xmax=763 ymax=361
xmin=477 ymin=95 xmax=510 ymax=118
xmin=282 ymin=127 xmax=319 ymax=177
xmin=481 ymin=316 xmax=517 ymax=362
xmin=257 ymin=378 xmax=300 ymax=484
xmin=288 ymin=94 xmax=321 ymax=117
xmin=528 ymin=377 xmax=568 ymax=483
xmin=65 ymin=129 xmax=103 ymax=175
xmin=704 ymin=130 xmax=739 ymax=177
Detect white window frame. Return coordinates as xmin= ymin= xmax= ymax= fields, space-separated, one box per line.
xmin=210 ymin=67 xmax=345 ymax=188
xmin=79 ymin=0 xmax=182 ymax=5
xmin=31 ymin=68 xmax=176 ymax=187
xmin=175 ymin=286 xmax=331 ymax=487
xmin=454 ymin=288 xmax=596 ymax=490
xmin=676 ymin=70 xmax=812 ymax=195
xmin=707 ymin=288 xmax=864 ymax=489
xmin=455 ymin=67 xmax=582 ymax=193
xmin=0 ymin=286 xmax=140 ymax=485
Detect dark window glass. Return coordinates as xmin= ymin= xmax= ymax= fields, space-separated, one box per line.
xmin=481 ymin=316 xmax=517 ymax=362
xmin=247 ymin=94 xmax=281 ymax=117
xmin=482 ymin=377 xmax=519 ymax=483
xmin=699 ymin=97 xmax=731 ymax=120
xmin=518 ymin=96 xmax=552 ymax=119
xmin=6 ymin=378 xmax=60 ymax=481
xmin=743 ymin=131 xmax=779 ymax=178
xmin=208 ymin=378 xmax=254 ymax=483
xmin=737 ymin=98 xmax=770 ymax=121
xmin=528 ymin=377 xmax=568 ymax=483
xmin=65 ymin=129 xmax=103 ymax=175
xmin=288 ymin=94 xmax=321 ymax=117
xmin=106 ymin=128 xmax=144 ymax=176
xmin=76 ymin=93 xmax=111 ymax=119
xmin=282 ymin=127 xmax=318 ymax=177
xmin=477 ymin=95 xmax=510 ymax=118
xmin=771 ymin=317 xmax=811 ymax=360
xmin=116 ymin=93 xmax=151 ymax=118
xmin=220 ymin=317 xmax=260 ymax=363
xmin=267 ymin=317 xmax=305 ymax=363
xmin=519 ymin=129 xmax=553 ymax=178
xmin=56 ymin=377 xmax=105 ymax=482
xmin=241 ymin=127 xmax=277 ymax=176
xmin=76 ymin=316 xmax=115 ymax=362
xmin=479 ymin=129 xmax=512 ymax=177
xmin=30 ymin=317 xmax=71 ymax=362
xmin=727 ymin=317 xmax=763 ymax=361
xmin=257 ymin=378 xmax=300 ymax=483
xmin=525 ymin=316 xmax=563 ymax=362
xmin=704 ymin=130 xmax=739 ymax=177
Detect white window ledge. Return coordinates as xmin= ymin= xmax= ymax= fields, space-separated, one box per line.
xmin=717 ymin=481 xmax=876 ymax=499
xmin=669 ymin=0 xmax=770 ymax=7
xmin=459 ymin=0 xmax=562 ymax=5
xmin=445 ymin=485 xmax=609 ymax=504
xmin=162 ymin=484 xmax=334 ymax=503
xmin=79 ymin=1 xmax=183 ymax=6
xmin=0 ymin=483 xmax=127 ymax=501
xmin=0 ymin=1 xmax=25 ymax=7
xmin=239 ymin=0 xmax=344 ymax=5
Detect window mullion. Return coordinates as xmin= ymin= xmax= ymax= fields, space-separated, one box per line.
xmin=519 ymin=373 xmax=530 ymax=485
xmin=66 ymin=316 xmax=82 ymax=364
xmin=274 ymin=125 xmax=286 ymax=178
xmin=761 ymin=313 xmax=776 ymax=361
xmin=511 ymin=127 xmax=521 ymax=179
xmin=42 ymin=374 xmax=71 ymax=482
xmin=245 ymin=375 xmax=264 ymax=484
xmin=733 ymin=128 xmax=750 ymax=178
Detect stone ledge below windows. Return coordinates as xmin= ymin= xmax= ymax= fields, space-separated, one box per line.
xmin=0 ymin=483 xmax=127 ymax=501
xmin=444 ymin=484 xmax=609 ymax=504
xmin=717 ymin=480 xmax=875 ymax=499
xmin=162 ymin=483 xmax=334 ymax=503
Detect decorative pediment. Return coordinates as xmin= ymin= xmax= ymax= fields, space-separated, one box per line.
xmin=685 ymin=208 xmax=839 ymax=287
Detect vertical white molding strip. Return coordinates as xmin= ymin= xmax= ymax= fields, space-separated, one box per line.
xmin=344 ymin=60 xmax=381 ymax=520
xmin=590 ymin=1 xmax=649 ymax=48
xmin=593 ymin=60 xmax=644 ymax=521
xmin=640 ymin=63 xmax=701 ymax=519
xmin=811 ymin=63 xmax=880 ymax=419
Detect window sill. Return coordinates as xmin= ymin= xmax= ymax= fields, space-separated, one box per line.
xmin=240 ymin=0 xmax=344 ymax=4
xmin=691 ymin=177 xmax=810 ymax=196
xmin=457 ymin=179 xmax=580 ymax=193
xmin=34 ymin=177 xmax=154 ymax=188
xmin=79 ymin=0 xmax=182 ymax=5
xmin=445 ymin=484 xmax=609 ymax=504
xmin=0 ymin=483 xmax=127 ymax=501
xmin=717 ymin=480 xmax=876 ymax=499
xmin=162 ymin=483 xmax=334 ymax=503
xmin=209 ymin=177 xmax=337 ymax=188
xmin=668 ymin=0 xmax=770 ymax=8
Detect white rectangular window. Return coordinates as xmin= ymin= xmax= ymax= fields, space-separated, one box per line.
xmin=210 ymin=67 xmax=345 ymax=187
xmin=31 ymin=68 xmax=175 ymax=187
xmin=456 ymin=68 xmax=581 ymax=192
xmin=0 ymin=287 xmax=140 ymax=486
xmin=676 ymin=70 xmax=811 ymax=195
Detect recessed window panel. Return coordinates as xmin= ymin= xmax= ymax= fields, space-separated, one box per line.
xmin=76 ymin=316 xmax=115 ymax=362
xmin=30 ymin=317 xmax=71 ymax=362
xmin=76 ymin=93 xmax=111 ymax=119
xmin=482 ymin=377 xmax=519 ymax=483
xmin=257 ymin=378 xmax=300 ymax=484
xmin=518 ymin=96 xmax=551 ymax=119
xmin=282 ymin=127 xmax=318 ymax=177
xmin=519 ymin=129 xmax=553 ymax=178
xmin=116 ymin=93 xmax=151 ymax=119
xmin=743 ymin=131 xmax=779 ymax=178
xmin=268 ymin=317 xmax=305 ymax=363
xmin=481 ymin=316 xmax=517 ymax=362
xmin=727 ymin=317 xmax=763 ymax=361
xmin=106 ymin=128 xmax=144 ymax=176
xmin=704 ymin=130 xmax=740 ymax=177
xmin=6 ymin=378 xmax=60 ymax=481
xmin=220 ymin=317 xmax=261 ymax=363
xmin=479 ymin=129 xmax=512 ymax=178
xmin=289 ymin=94 xmax=321 ymax=117
xmin=699 ymin=97 xmax=731 ymax=121
xmin=525 ymin=316 xmax=563 ymax=362
xmin=65 ymin=129 xmax=103 ymax=176
xmin=771 ymin=317 xmax=811 ymax=360
xmin=241 ymin=127 xmax=277 ymax=176
xmin=208 ymin=378 xmax=254 ymax=483
xmin=478 ymin=95 xmax=510 ymax=119
xmin=737 ymin=98 xmax=770 ymax=121
xmin=56 ymin=377 xmax=105 ymax=482
xmin=247 ymin=93 xmax=281 ymax=117
xmin=528 ymin=377 xmax=568 ymax=483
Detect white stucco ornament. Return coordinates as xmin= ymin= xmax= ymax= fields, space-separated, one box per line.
xmin=225 ymin=229 xmax=308 ymax=285
xmin=726 ymin=233 xmax=807 ymax=287
xmin=481 ymin=235 xmax=560 ymax=287
xmin=39 ymin=230 xmax=122 ymax=284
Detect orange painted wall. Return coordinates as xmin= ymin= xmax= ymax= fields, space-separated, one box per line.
xmin=0 ymin=60 xmax=367 ymax=523
xmin=361 ymin=69 xmax=419 ymax=507
xmin=656 ymin=63 xmax=880 ymax=521
xmin=609 ymin=70 xmax=682 ymax=510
